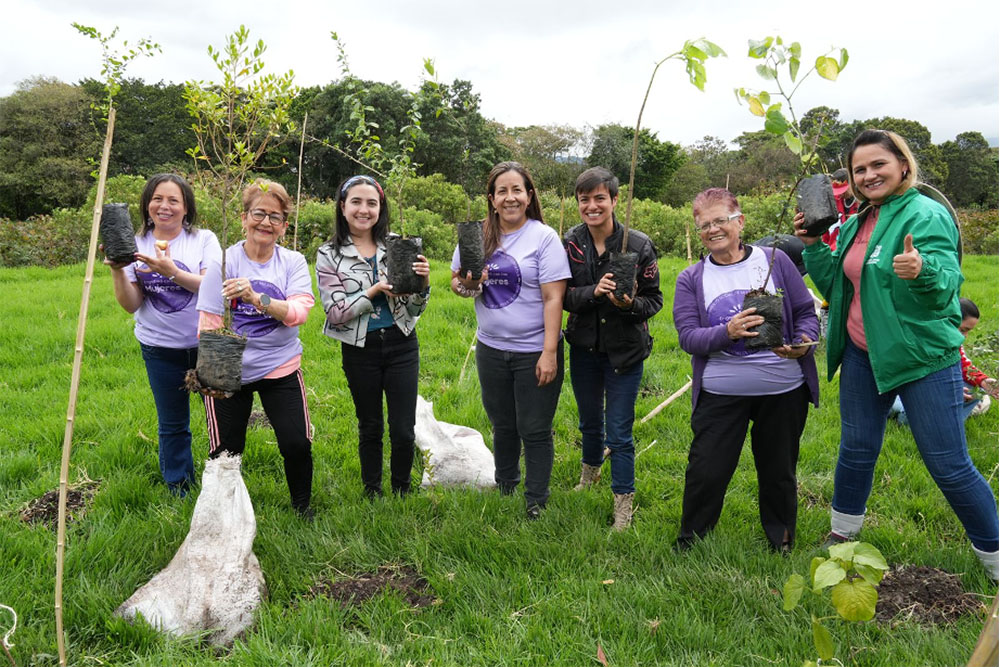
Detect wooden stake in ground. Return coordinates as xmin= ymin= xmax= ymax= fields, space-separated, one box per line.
xmin=640 ymin=378 xmax=692 ymax=424
xmin=55 ymin=105 xmax=116 ymax=668
xmin=293 ymin=112 xmax=308 ymax=252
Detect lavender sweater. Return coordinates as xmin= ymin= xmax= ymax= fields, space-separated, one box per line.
xmin=672 ymin=246 xmax=820 ymax=409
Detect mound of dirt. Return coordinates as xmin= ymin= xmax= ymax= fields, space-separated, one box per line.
xmin=20 ymin=481 xmax=99 ymax=528
xmin=306 ymin=564 xmax=436 ymax=609
xmin=876 ymin=565 xmax=986 ymax=625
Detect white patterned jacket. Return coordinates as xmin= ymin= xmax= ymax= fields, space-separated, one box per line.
xmin=315 ymin=239 xmax=429 ymax=347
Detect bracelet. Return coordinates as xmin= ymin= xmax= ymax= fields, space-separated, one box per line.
xmin=455 ymin=282 xmax=482 ymax=298
xmin=167 ymin=273 xmax=177 ymax=281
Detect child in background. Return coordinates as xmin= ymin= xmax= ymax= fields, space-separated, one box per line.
xmin=890 ymin=297 xmax=998 ymax=425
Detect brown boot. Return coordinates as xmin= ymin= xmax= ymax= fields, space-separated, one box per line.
xmin=612 ymin=492 xmax=634 ymax=531
xmin=573 ymin=463 xmax=602 ymax=491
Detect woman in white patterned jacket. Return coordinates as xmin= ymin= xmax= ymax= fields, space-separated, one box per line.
xmin=315 ymin=175 xmax=431 ymax=498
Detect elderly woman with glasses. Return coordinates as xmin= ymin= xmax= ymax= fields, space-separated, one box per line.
xmin=672 ymin=187 xmax=819 ymax=552
xmin=197 ymin=179 xmax=316 ymax=517
xmin=316 ymin=174 xmax=430 ymax=498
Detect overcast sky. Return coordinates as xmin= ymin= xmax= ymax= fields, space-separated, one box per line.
xmin=5 ymin=0 xmax=999 ymax=149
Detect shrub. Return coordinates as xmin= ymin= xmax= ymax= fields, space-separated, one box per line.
xmin=958 ymin=208 xmax=998 ymax=255
xmin=400 ymin=174 xmax=475 ymax=225
xmin=0 ymin=207 xmax=90 ymax=267
xmin=390 ymin=207 xmax=454 ymax=261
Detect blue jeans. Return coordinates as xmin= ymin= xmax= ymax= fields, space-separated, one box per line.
xmin=140 ymin=343 xmax=198 ymax=491
xmin=835 ymin=340 xmax=998 ymax=552
xmin=890 ymin=385 xmax=981 ymax=426
xmin=476 ymin=339 xmax=564 ymax=508
xmin=569 ymin=346 xmax=643 ymax=494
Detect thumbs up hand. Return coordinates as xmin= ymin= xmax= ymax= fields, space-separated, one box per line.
xmin=892 ymin=233 xmax=923 ymax=280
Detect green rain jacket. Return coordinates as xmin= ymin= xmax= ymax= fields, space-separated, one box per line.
xmin=803 ymin=187 xmax=963 ymax=393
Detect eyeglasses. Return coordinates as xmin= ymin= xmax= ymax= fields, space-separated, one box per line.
xmin=248 ymin=209 xmax=286 ymax=224
xmin=695 ymin=212 xmax=741 ymax=233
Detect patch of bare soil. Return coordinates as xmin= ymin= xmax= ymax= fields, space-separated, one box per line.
xmin=876 ymin=565 xmax=986 ymax=625
xmin=248 ymin=409 xmax=271 ymax=429
xmin=306 ymin=564 xmax=436 ymax=609
xmin=20 ymin=481 xmax=99 ymax=528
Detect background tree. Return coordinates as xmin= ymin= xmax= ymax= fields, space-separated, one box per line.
xmin=0 ymin=77 xmax=99 ymax=219
xmin=587 ymin=123 xmax=685 ymax=200
xmin=940 ymin=131 xmax=998 ymax=207
xmin=499 ymin=123 xmax=586 ymax=194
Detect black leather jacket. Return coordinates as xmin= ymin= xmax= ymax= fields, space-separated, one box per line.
xmin=563 ymin=221 xmax=663 ymax=372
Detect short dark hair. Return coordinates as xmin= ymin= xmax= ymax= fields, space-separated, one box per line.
xmin=575 ymin=166 xmax=619 ymax=199
xmin=333 ymin=175 xmax=389 ymax=247
xmin=959 ymin=297 xmax=980 ymax=321
xmin=139 ymin=174 xmax=197 ymax=235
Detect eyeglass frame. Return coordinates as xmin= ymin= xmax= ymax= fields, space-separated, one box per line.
xmin=694 ymin=211 xmax=742 ymax=233
xmin=247 ymin=209 xmax=287 ymax=225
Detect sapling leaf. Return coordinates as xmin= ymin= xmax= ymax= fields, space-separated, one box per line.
xmin=748 ymin=97 xmax=765 ymax=117
xmin=789 ymin=57 xmax=800 ymax=82
xmin=764 ymin=109 xmax=788 ymax=135
xmin=811 ymin=615 xmax=835 ymax=662
xmin=783 ymin=131 xmax=802 ymax=154
xmin=830 ymin=578 xmax=878 ymax=621
xmin=748 ymin=37 xmax=772 ymax=58
xmin=756 ymin=64 xmax=777 ymax=80
xmin=809 ymin=556 xmax=825 ymax=583
xmin=758 ymin=90 xmax=770 ymax=106
xmin=783 ymin=574 xmax=805 ymax=610
xmin=815 ymin=56 xmax=840 ymax=80
xmin=839 ymin=48 xmax=849 ymax=69
xmin=854 ymin=563 xmax=885 ymax=587
xmin=789 ymin=42 xmax=802 ymax=58
xmin=851 ymin=542 xmax=888 ymax=571
xmin=812 ymin=560 xmax=847 ymax=591
xmin=827 ymin=541 xmax=859 ymax=562
xmin=685 ymin=44 xmax=708 ymax=61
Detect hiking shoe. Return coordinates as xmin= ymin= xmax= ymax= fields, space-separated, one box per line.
xmin=526 ymin=504 xmax=543 ymax=520
xmin=573 ymin=463 xmax=602 ymax=491
xmin=821 ymin=532 xmax=851 ymax=550
xmin=612 ymin=492 xmax=634 ymax=531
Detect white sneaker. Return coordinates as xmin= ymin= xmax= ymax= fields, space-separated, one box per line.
xmin=971 ymin=394 xmax=991 ymax=417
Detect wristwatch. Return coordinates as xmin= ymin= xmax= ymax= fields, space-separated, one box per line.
xmin=258 ymin=293 xmax=271 ymax=315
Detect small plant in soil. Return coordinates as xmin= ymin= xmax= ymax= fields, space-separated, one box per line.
xmin=782 ymin=541 xmax=889 ymax=665
xmin=329 ymin=32 xmax=445 ymax=295
xmin=183 ymin=26 xmax=297 ymax=394
xmin=734 ymin=36 xmax=847 ymax=349
xmin=617 ymin=39 xmax=725 ymax=299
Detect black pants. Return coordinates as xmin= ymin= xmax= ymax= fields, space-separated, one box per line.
xmin=679 ymin=384 xmax=809 ymax=549
xmin=204 ymin=369 xmax=313 ymax=511
xmin=342 ymin=326 xmax=419 ymax=496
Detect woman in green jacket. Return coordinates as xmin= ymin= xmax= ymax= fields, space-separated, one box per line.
xmin=795 ymin=129 xmax=998 ymax=580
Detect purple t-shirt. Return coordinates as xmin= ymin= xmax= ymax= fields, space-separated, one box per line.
xmin=197 ymin=241 xmax=313 ymax=383
xmin=123 ymin=228 xmax=221 ymax=348
xmin=451 ymin=219 xmax=570 ymax=352
xmin=699 ymin=248 xmax=803 ymax=395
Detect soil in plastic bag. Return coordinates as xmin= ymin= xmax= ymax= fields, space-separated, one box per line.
xmin=100 ymin=203 xmax=138 ymax=264
xmin=386 ymin=236 xmax=424 ymax=295
xmin=797 ymin=174 xmax=839 ymax=237
xmin=196 ymin=330 xmax=247 ymax=393
xmin=607 ymin=251 xmax=638 ymax=301
xmin=456 ymin=221 xmax=484 ymax=279
xmin=743 ymin=291 xmax=784 ymax=351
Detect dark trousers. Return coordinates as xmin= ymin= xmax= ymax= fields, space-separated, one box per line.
xmin=140 ymin=343 xmax=198 ymax=490
xmin=679 ymin=384 xmax=809 ymax=549
xmin=341 ymin=327 xmax=419 ymax=496
xmin=204 ymin=369 xmax=313 ymax=510
xmin=476 ymin=339 xmax=564 ymax=508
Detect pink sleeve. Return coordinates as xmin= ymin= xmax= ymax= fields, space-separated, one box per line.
xmin=282 ymin=293 xmax=315 ymax=327
xmin=198 ymin=311 xmax=224 ymax=333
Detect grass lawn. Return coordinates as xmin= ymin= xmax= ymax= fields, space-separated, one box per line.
xmin=0 ymin=255 xmax=997 ymax=666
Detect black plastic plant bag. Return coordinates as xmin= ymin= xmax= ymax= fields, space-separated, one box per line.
xmin=99 ymin=203 xmax=138 ymax=264
xmin=797 ymin=174 xmax=839 ymax=237
xmin=195 ymin=331 xmax=247 ymax=394
xmin=386 ymin=236 xmax=424 ymax=295
xmin=456 ymin=221 xmax=484 ymax=279
xmin=742 ymin=292 xmax=784 ymax=351
xmin=607 ymin=251 xmax=638 ymax=301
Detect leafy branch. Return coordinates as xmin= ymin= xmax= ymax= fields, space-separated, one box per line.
xmin=782 ymin=541 xmax=889 ymax=664
xmin=621 ymin=38 xmax=725 ymax=250
xmin=71 ymin=23 xmax=161 ymax=117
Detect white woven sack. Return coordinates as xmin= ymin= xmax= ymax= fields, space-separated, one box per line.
xmin=414 ymin=395 xmax=495 ymax=488
xmin=115 ymin=453 xmax=265 ymax=645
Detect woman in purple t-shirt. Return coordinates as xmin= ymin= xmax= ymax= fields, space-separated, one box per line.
xmin=104 ymin=174 xmax=221 ymax=495
xmin=451 ymin=162 xmax=571 ymax=519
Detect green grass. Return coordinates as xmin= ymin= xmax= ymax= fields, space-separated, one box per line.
xmin=0 ymin=256 xmax=997 ymax=666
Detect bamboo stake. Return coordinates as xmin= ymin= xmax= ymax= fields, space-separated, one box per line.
xmin=685 ymin=224 xmax=692 ymax=263
xmin=293 ymin=112 xmax=308 ymax=251
xmin=639 ymin=377 xmax=692 ymax=424
xmin=967 ymin=595 xmax=998 ymax=666
xmin=56 ymin=105 xmax=116 ymax=667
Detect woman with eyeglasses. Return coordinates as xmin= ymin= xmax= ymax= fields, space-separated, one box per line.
xmin=196 ymin=179 xmax=316 ymax=517
xmin=451 ymin=162 xmax=570 ymax=519
xmin=795 ymin=129 xmax=998 ymax=579
xmin=104 ymin=174 xmax=221 ymax=495
xmin=316 ymin=175 xmax=430 ymax=498
xmin=672 ymin=187 xmax=819 ymax=552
